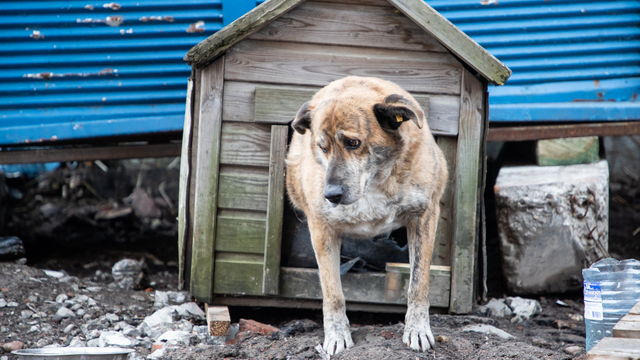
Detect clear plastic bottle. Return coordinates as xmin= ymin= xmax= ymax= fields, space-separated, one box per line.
xmin=583 ymin=258 xmax=640 ymax=351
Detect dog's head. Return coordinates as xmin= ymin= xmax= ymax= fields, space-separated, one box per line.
xmin=291 ymin=77 xmax=426 ymax=206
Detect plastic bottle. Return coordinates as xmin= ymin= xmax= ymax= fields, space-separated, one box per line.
xmin=583 ymin=258 xmax=640 ymax=351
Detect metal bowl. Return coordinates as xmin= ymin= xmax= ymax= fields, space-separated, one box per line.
xmin=12 ymin=347 xmax=135 ymax=360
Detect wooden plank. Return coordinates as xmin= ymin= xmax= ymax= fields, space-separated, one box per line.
xmin=211 ymin=296 xmax=413 ymax=313
xmin=205 ymin=304 xmax=230 ymax=336
xmin=178 ymin=78 xmax=194 ymax=289
xmin=389 ymin=0 xmax=511 ymax=85
xmin=386 ymin=263 xmax=450 ymax=273
xmin=251 ymin=84 xmax=458 ymax=136
xmin=433 ymin=136 xmax=457 ymax=266
xmin=536 ymin=136 xmax=599 ymax=166
xmin=220 ymin=121 xmax=272 ymax=167
xmin=215 ymin=210 xmax=266 ymax=254
xmin=184 ymin=69 xmax=202 ymax=291
xmin=225 ymin=40 xmax=463 ymax=95
xmin=217 ymin=166 xmax=269 ymax=211
xmin=613 ymin=315 xmax=640 ymax=339
xmin=185 ymin=0 xmax=306 ymax=67
xmin=213 ymin=253 xmax=264 ymax=295
xmin=629 ymin=301 xmax=640 ymax=315
xmin=249 ymin=1 xmax=447 ymax=53
xmin=279 ymin=266 xmax=451 ymax=307
xmin=449 ymin=69 xmax=484 ymax=314
xmin=189 ymin=56 xmax=225 ymax=303
xmin=262 ymin=126 xmax=289 ymax=295
xmin=488 ymin=122 xmax=640 ymax=142
xmin=587 ymin=337 xmax=640 ymax=359
xmin=0 ymin=143 xmax=180 ymax=165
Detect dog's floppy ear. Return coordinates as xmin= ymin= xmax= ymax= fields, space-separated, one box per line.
xmin=373 ymin=94 xmax=425 ymax=131
xmin=291 ymin=101 xmax=313 ymax=134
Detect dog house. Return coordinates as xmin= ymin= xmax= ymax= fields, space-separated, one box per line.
xmin=178 ymin=0 xmax=510 ymax=314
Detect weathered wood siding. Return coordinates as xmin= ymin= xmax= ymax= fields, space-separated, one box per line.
xmin=202 ymin=0 xmax=472 ymax=305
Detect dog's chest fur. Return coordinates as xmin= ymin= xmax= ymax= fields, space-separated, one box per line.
xmin=319 ymin=184 xmax=429 ymax=239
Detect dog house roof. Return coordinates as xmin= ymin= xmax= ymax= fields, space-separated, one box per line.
xmin=184 ymin=0 xmax=511 ymax=86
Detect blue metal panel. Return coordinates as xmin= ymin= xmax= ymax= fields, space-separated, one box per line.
xmin=0 ymin=0 xmax=224 ymax=144
xmin=428 ymin=0 xmax=640 ymax=123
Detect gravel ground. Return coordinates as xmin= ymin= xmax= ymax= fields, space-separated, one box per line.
xmin=0 ymin=258 xmax=588 ymax=360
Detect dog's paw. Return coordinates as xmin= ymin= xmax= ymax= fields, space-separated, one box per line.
xmin=323 ymin=317 xmax=354 ymax=355
xmin=403 ymin=307 xmax=435 ymax=352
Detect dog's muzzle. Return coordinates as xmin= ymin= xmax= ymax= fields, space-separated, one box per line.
xmin=324 ymin=184 xmax=344 ymax=205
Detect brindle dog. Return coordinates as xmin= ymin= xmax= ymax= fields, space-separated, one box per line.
xmin=285 ymin=76 xmax=447 ymax=355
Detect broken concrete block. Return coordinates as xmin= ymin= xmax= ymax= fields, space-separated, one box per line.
xmin=506 ymin=297 xmax=542 ymax=323
xmin=494 ymin=160 xmax=609 ymax=295
xmin=479 ymin=298 xmax=512 ymax=318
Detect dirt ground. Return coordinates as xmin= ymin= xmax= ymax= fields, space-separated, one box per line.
xmin=2 ymin=156 xmax=634 ymax=360
xmin=1 ymin=256 xmax=588 ymax=360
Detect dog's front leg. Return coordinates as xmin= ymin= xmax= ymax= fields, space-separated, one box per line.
xmin=403 ymin=208 xmax=439 ymax=352
xmin=308 ymin=219 xmax=353 ymax=355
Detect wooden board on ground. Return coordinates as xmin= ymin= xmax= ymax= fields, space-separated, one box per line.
xmin=536 ymin=136 xmax=599 ymax=166
xmin=205 ymin=304 xmax=231 ymax=336
xmin=613 ymin=314 xmax=640 ymax=339
xmin=587 ymin=337 xmax=640 ymax=359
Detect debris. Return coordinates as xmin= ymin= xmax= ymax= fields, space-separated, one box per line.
xmin=95 ymin=207 xmax=132 ymax=220
xmin=552 ymin=319 xmax=571 ymax=329
xmin=112 ymin=259 xmax=147 ymax=290
xmin=29 ymin=30 xmax=44 ymax=39
xmin=39 ymin=203 xmax=59 ymax=217
xmin=479 ymin=298 xmax=513 ymax=318
xmin=186 ymin=21 xmax=205 ymax=33
xmin=0 ymin=236 xmax=25 ymax=261
xmin=1 ymin=341 xmax=25 ymax=352
xmin=239 ymin=319 xmax=279 ymax=336
xmin=158 ymin=330 xmax=194 ymax=346
xmin=463 ymin=324 xmax=515 ymax=340
xmin=436 ymin=335 xmax=449 ymax=343
xmin=270 ymin=319 xmax=319 ymax=340
xmin=44 ymin=270 xmax=65 ymax=278
xmin=569 ymin=313 xmax=584 ymax=322
xmin=85 ymin=4 xmax=94 ymax=10
xmin=153 ymin=291 xmax=189 ymax=309
xmin=54 ymin=307 xmax=76 ymax=320
xmin=99 ymin=331 xmax=135 ymax=347
xmin=556 ymin=300 xmax=569 ymax=307
xmin=131 ymin=188 xmax=161 ymax=219
xmin=564 ymin=345 xmax=583 ymax=355
xmin=206 ymin=305 xmax=230 ymax=336
xmin=506 ymin=297 xmax=542 ymax=323
xmin=94 ymin=160 xmax=108 ymax=172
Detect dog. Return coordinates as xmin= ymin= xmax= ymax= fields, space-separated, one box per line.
xmin=285 ymin=76 xmax=448 ymax=355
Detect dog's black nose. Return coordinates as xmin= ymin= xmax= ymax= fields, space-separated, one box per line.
xmin=324 ymin=184 xmax=343 ymax=204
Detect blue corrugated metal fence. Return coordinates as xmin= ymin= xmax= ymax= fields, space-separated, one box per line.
xmin=429 ymin=0 xmax=640 ymax=122
xmin=1 ymin=0 xmax=638 ymax=145
xmin=0 ymin=0 xmax=235 ymax=145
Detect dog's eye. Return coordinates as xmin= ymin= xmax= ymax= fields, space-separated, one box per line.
xmin=318 ymin=144 xmax=327 ymax=154
xmin=345 ymin=139 xmax=361 ymax=150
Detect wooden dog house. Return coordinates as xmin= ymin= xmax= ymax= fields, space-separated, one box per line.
xmin=178 ymin=0 xmax=510 ymax=314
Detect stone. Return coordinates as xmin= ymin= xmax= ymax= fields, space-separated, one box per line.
xmin=43 ymin=270 xmax=65 ymax=278
xmin=479 ymin=298 xmax=513 ymax=318
xmin=138 ymin=306 xmax=196 ymax=340
xmin=0 ymin=236 xmax=25 ymax=261
xmin=0 ymin=299 xmax=6 ymax=308
xmin=55 ymin=307 xmax=76 ymax=320
xmin=68 ymin=337 xmax=86 ymax=347
xmin=552 ymin=319 xmax=571 ymax=329
xmin=2 ymin=340 xmax=25 ymax=352
xmin=63 ymin=324 xmax=76 ymax=334
xmin=158 ymin=330 xmax=194 ymax=346
xmin=506 ymin=297 xmax=542 ymax=323
xmin=105 ymin=313 xmax=119 ymax=323
xmin=56 ymin=294 xmax=68 ymax=304
xmin=153 ymin=291 xmax=190 ymax=309
xmin=6 ymin=301 xmax=18 ymax=307
xmin=238 ymin=319 xmax=279 ymax=336
xmin=112 ymin=259 xmax=147 ymax=290
xmin=435 ymin=335 xmax=449 ymax=343
xmin=87 ymin=339 xmax=101 ymax=347
xmin=98 ymin=331 xmax=135 ymax=348
xmin=564 ymin=345 xmax=583 ymax=355
xmin=174 ymin=303 xmax=205 ymax=321
xmin=463 ymin=324 xmax=515 ymax=340
xmin=146 ymin=348 xmax=165 ymax=360
xmin=494 ymin=161 xmax=609 ymax=294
